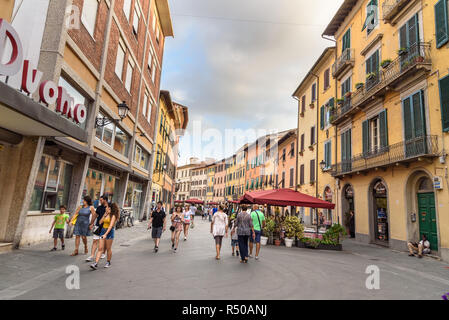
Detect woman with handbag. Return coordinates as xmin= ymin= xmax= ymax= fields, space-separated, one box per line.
xmin=170 ymin=206 xmax=184 ymax=252
xmin=70 ymin=196 xmax=96 ymax=256
xmin=90 ymin=203 xmax=120 ymax=269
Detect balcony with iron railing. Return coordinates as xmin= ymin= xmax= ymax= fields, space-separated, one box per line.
xmin=332 ymin=48 xmax=355 ymax=79
xmin=383 ymin=0 xmax=413 ymax=24
xmin=330 ymin=135 xmax=439 ymax=177
xmin=331 ymin=42 xmax=431 ymax=125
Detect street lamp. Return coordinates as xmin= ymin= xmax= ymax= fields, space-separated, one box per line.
xmin=319 ymin=160 xmax=326 ymax=171
xmin=95 ymin=101 xmax=129 ymax=128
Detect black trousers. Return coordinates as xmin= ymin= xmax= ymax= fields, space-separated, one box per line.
xmin=238 ymin=235 xmax=249 ymax=261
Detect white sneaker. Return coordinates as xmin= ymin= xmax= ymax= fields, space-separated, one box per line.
xmin=104 ymin=262 xmax=111 ymax=268
xmin=100 ymin=253 xmax=106 ymax=259
xmin=85 ymin=256 xmax=93 ymax=262
xmin=255 ymin=256 xmax=259 ymax=260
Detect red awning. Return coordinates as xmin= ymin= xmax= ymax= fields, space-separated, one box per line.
xmin=238 ymin=189 xmax=335 ymax=209
xmin=174 ymin=200 xmax=184 ymax=203
xmin=185 ymin=198 xmax=204 ymax=205
xmin=227 ymin=200 xmax=240 ymax=204
xmin=208 ymin=202 xmax=219 ymax=205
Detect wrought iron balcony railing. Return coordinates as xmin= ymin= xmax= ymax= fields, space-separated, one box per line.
xmin=331 ymin=135 xmax=439 ymax=177
xmin=332 ymin=48 xmax=355 ymax=78
xmin=382 ymin=0 xmax=411 ymax=23
xmin=331 ymin=42 xmax=431 ymax=125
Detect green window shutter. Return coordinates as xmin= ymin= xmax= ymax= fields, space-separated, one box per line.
xmin=435 ymin=0 xmax=449 ymax=48
xmin=439 ymin=76 xmax=449 ymax=132
xmin=341 ymin=131 xmax=347 ymax=162
xmin=320 ymin=106 xmax=325 ymax=130
xmin=379 ymin=110 xmax=388 ymax=149
xmin=408 ymin=14 xmax=418 ymax=48
xmin=403 ymin=97 xmax=413 ymax=140
xmin=362 ymin=120 xmax=370 ymax=156
xmin=329 ymin=97 xmax=335 ymax=107
xmin=412 ymin=91 xmax=426 ymax=138
xmin=399 ymin=24 xmax=408 ymax=49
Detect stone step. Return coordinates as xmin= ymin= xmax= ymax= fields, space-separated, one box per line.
xmin=0 ymin=242 xmax=13 ymax=254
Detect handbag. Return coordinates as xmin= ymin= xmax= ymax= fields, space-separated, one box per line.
xmin=71 ymin=214 xmax=79 ymax=226
xmin=170 ymin=225 xmax=175 ymax=232
xmin=93 ymin=224 xmax=103 ymax=236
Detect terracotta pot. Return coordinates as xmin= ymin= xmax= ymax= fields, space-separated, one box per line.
xmin=274 ymin=239 xmax=281 ymax=246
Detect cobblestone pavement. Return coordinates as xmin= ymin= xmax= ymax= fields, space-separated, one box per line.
xmin=0 ymin=218 xmax=448 ymax=300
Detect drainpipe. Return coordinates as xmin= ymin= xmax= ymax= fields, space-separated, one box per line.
xmin=293 ymin=96 xmax=300 ymax=192
xmin=311 ymin=72 xmax=320 ymax=199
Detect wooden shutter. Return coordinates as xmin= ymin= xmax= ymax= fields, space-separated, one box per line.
xmin=403 ymin=97 xmax=413 ymax=141
xmin=320 ymin=106 xmax=325 ymax=130
xmin=435 ymin=0 xmax=449 ymax=48
xmin=412 ymin=91 xmax=426 ymax=138
xmin=408 ymin=14 xmax=419 ymax=49
xmin=301 ymin=95 xmax=306 ymax=113
xmin=362 ymin=120 xmax=370 ymax=156
xmin=310 ymin=159 xmax=315 ymax=182
xmin=300 ymin=165 xmax=304 ymax=185
xmin=290 ymin=168 xmax=294 ymax=187
xmin=439 ymin=76 xmax=449 ymax=132
xmin=341 ymin=131 xmax=347 ymax=162
xmin=379 ymin=110 xmax=388 ymax=149
xmin=399 ymin=24 xmax=408 ymax=49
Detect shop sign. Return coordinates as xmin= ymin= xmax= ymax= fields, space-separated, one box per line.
xmin=324 ymin=187 xmax=333 ymax=201
xmin=0 ymin=19 xmax=87 ymax=125
xmin=345 ymin=186 xmax=354 ymax=198
xmin=373 ymin=181 xmax=386 ymax=196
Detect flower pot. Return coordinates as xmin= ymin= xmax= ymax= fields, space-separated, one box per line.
xmin=285 ymin=238 xmax=294 ymax=248
xmin=274 ymin=239 xmax=281 ymax=246
xmin=260 ymin=236 xmax=268 ymax=246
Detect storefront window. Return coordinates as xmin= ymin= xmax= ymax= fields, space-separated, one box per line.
xmin=96 ymin=112 xmax=130 ymax=157
xmin=29 ymin=157 xmax=50 ymax=211
xmin=124 ymin=181 xmax=143 ymax=219
xmin=83 ymin=169 xmax=102 ymax=207
xmin=29 ymin=156 xmax=73 ymax=212
xmin=59 ymin=77 xmax=90 ymax=130
xmin=134 ymin=144 xmax=150 ymax=170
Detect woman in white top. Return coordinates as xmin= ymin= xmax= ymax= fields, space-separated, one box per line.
xmin=210 ymin=205 xmax=228 ymax=260
xmin=183 ymin=204 xmax=192 ymax=241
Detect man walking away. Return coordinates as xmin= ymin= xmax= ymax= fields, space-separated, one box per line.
xmin=249 ymin=204 xmax=266 ymax=260
xmin=148 ymin=201 xmax=166 ymax=252
xmin=233 ymin=205 xmax=255 ymax=263
xmin=408 ymin=234 xmax=431 ymax=258
xmin=190 ymin=205 xmax=197 ymax=227
xmin=86 ymin=195 xmax=108 ymax=261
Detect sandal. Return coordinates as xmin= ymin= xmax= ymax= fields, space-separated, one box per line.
xmin=70 ymin=250 xmax=78 ymax=256
xmin=84 ymin=246 xmax=88 ymax=254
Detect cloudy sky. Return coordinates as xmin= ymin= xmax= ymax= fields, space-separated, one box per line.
xmin=161 ymin=0 xmax=344 ymax=165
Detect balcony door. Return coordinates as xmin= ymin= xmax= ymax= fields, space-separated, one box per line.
xmin=341 ymin=129 xmax=352 ymax=173
xmin=403 ymin=91 xmax=427 ymax=158
xmin=399 ymin=14 xmax=420 ymax=70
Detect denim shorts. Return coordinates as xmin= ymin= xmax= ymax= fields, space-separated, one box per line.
xmin=231 ymin=239 xmax=239 ymax=247
xmin=249 ymin=230 xmax=261 ymax=243
xmin=100 ymin=228 xmax=114 ymax=240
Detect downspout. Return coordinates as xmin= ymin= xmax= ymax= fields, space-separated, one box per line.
xmin=311 ymin=72 xmax=319 ymax=199
xmin=293 ymin=96 xmax=300 ymax=193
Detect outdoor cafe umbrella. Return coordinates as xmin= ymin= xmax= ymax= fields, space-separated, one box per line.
xmin=185 ymin=198 xmax=204 ymax=205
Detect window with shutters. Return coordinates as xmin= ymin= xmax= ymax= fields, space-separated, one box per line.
xmin=341 ymin=129 xmax=352 ymax=172
xmin=399 ymin=14 xmax=420 ymax=51
xmin=362 ymin=111 xmax=388 ymax=157
xmin=299 ymin=165 xmax=304 ymax=185
xmin=282 ymin=172 xmax=285 ymax=188
xmin=439 ymin=75 xmax=449 ymax=132
xmin=365 ymin=50 xmax=379 ymax=90
xmin=290 ymin=142 xmax=295 ymax=158
xmin=342 ymin=28 xmax=351 ymax=52
xmin=310 ymin=126 xmax=316 ymax=145
xmin=310 ymin=159 xmax=315 ymax=183
xmin=364 ymin=0 xmax=378 ymax=35
xmin=311 ymin=83 xmax=317 ymax=102
xmin=300 ymin=134 xmax=305 ymax=152
xmin=289 ymin=168 xmax=294 ymax=187
xmin=402 ymin=91 xmax=427 ymax=157
xmin=341 ymin=76 xmax=352 ymax=97
xmin=324 ymin=141 xmax=332 ymax=169
xmin=324 ymin=69 xmax=330 ymax=90
xmin=435 ymin=0 xmax=449 ymax=48
xmin=301 ymin=95 xmax=306 ymax=115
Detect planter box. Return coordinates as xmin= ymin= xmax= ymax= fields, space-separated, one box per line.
xmin=296 ymin=241 xmax=342 ymax=251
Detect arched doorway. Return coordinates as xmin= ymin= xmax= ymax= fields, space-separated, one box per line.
xmin=370 ymin=179 xmax=389 ymax=246
xmin=416 ymin=177 xmax=438 ymax=251
xmin=342 ymin=184 xmax=355 ymax=237
xmin=323 ymin=186 xmax=334 ymax=227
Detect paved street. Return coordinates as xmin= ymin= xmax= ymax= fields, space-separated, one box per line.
xmin=0 ymin=218 xmax=448 ymax=300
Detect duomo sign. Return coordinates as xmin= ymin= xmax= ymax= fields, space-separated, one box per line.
xmin=0 ymin=18 xmax=87 ymax=125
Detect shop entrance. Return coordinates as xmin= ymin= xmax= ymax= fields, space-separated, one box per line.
xmin=342 ymin=184 xmax=355 ymax=237
xmin=417 ymin=178 xmax=438 ymax=251
xmin=372 ymin=180 xmax=389 ymax=246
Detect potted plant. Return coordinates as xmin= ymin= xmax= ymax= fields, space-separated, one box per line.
xmin=366 ymin=72 xmax=376 ymax=80
xmin=345 ymin=91 xmax=352 ymax=98
xmin=415 ymin=55 xmax=424 ymax=63
xmin=262 ymin=217 xmax=275 ymax=246
xmin=309 ymin=103 xmax=315 ymax=109
xmin=381 ymin=59 xmax=392 ymax=69
xmin=398 ymin=47 xmax=408 ymax=56
xmin=282 ymin=216 xmax=304 ymax=248
xmin=355 ymin=82 xmax=364 ymax=90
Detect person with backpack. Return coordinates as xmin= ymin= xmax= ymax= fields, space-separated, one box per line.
xmin=249 ymin=204 xmax=266 ymax=260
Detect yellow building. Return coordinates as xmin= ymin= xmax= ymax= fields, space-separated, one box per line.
xmin=225 ymin=155 xmax=237 ymax=201
xmin=235 ymin=145 xmax=248 ymax=198
xmin=206 ymin=164 xmax=216 ymax=202
xmin=293 ymin=47 xmax=336 ymax=225
xmin=319 ymin=0 xmax=449 ymax=261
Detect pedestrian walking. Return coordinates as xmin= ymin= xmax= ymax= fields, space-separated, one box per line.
xmin=148 ymin=201 xmax=166 ymax=252
xmin=230 ymin=215 xmax=239 ymax=257
xmin=86 ymin=195 xmax=108 ymax=262
xmin=210 ymin=205 xmax=228 ymax=260
xmin=70 ymin=196 xmax=96 ymax=256
xmin=232 ymin=205 xmax=255 ymax=263
xmin=182 ymin=204 xmax=193 ymax=241
xmin=190 ymin=204 xmax=197 ymax=227
xmin=208 ymin=206 xmax=213 ymax=222
xmin=90 ymin=202 xmax=119 ymax=270
xmin=170 ymin=206 xmax=184 ymax=253
xmin=49 ymin=205 xmax=70 ymax=251
xmin=249 ymin=204 xmax=266 ymax=260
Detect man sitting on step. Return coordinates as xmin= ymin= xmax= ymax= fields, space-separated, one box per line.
xmin=407 ymin=234 xmax=431 ymax=258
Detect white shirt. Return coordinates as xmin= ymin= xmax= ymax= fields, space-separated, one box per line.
xmin=212 ymin=211 xmax=228 ymax=237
